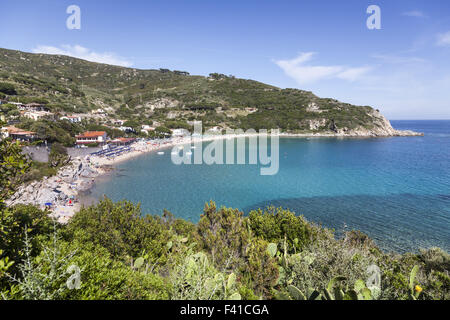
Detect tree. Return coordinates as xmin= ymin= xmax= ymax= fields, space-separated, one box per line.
xmin=49 ymin=143 xmax=69 ymax=167
xmin=0 ymin=82 xmax=17 ymax=95
xmin=0 ymin=140 xmax=50 ymax=291
xmin=154 ymin=126 xmax=172 ymax=138
xmin=0 ymin=140 xmax=31 ymax=209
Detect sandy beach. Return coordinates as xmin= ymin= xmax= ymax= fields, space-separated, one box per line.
xmin=8 ymin=133 xmax=262 ymax=223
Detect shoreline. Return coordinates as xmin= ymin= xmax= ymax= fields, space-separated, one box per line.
xmin=88 ymin=128 xmax=423 ymax=167
xmin=8 ymin=129 xmax=423 ymax=223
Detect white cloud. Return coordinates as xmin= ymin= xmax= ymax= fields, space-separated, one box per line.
xmin=275 ymin=52 xmax=371 ymax=85
xmin=32 ymin=44 xmax=133 ymax=67
xmin=336 ymin=67 xmax=373 ymax=81
xmin=371 ymin=54 xmax=427 ymax=64
xmin=402 ymin=10 xmax=426 ymax=18
xmin=436 ymin=31 xmax=450 ymax=47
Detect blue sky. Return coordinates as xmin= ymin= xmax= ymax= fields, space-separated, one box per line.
xmin=1 ymin=0 xmax=450 ymax=119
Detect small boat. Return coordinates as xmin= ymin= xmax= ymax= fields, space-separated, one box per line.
xmin=191 ymin=146 xmax=196 ymax=149
xmin=157 ymin=152 xmax=164 ymax=155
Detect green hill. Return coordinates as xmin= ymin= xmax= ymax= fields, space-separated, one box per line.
xmin=0 ymin=47 xmax=411 ymax=135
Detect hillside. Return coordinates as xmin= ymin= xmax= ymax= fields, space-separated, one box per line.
xmin=0 ymin=47 xmax=418 ymax=136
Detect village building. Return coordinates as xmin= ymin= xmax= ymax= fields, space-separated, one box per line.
xmin=118 ymin=126 xmax=135 ymax=133
xmin=141 ymin=125 xmax=155 ymax=131
xmin=108 ymin=137 xmax=136 ymax=146
xmin=1 ymin=125 xmax=38 ymax=142
xmin=8 ymin=102 xmax=24 ymax=108
xmin=19 ymin=103 xmax=49 ymax=112
xmin=141 ymin=125 xmax=156 ymax=135
xmin=92 ymin=108 xmax=106 ymax=115
xmin=75 ymin=131 xmax=107 ymax=146
xmin=171 ymin=128 xmax=190 ymax=137
xmin=10 ymin=130 xmax=38 ymax=142
xmin=206 ymin=126 xmax=222 ymax=134
xmin=113 ymin=119 xmax=126 ymax=126
xmin=23 ymin=110 xmax=55 ymax=121
xmin=60 ymin=115 xmax=82 ymax=123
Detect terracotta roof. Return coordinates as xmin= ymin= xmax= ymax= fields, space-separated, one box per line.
xmin=12 ymin=131 xmax=36 ymax=136
xmin=108 ymin=137 xmax=136 ymax=143
xmin=76 ymin=131 xmax=106 ymax=138
xmin=2 ymin=126 xmax=36 ymax=136
xmin=118 ymin=137 xmax=135 ymax=142
xmin=3 ymin=126 xmax=21 ymax=133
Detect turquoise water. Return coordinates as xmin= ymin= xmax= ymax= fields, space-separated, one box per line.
xmin=88 ymin=121 xmax=450 ymax=253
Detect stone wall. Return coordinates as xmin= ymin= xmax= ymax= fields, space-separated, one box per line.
xmin=21 ymin=146 xmax=102 ymax=163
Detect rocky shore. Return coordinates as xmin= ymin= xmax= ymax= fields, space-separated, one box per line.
xmin=297 ymin=110 xmax=423 ymax=137
xmin=7 ymin=156 xmax=110 ymax=223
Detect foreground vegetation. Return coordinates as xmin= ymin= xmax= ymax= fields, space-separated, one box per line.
xmin=1 ymin=139 xmax=448 ymax=300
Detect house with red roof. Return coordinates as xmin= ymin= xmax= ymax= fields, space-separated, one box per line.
xmin=75 ymin=131 xmax=107 ymax=146
xmin=1 ymin=125 xmax=38 ymax=142
xmin=108 ymin=137 xmax=136 ymax=146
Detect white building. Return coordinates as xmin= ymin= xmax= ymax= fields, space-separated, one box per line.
xmin=141 ymin=125 xmax=155 ymax=131
xmin=60 ymin=115 xmax=82 ymax=123
xmin=23 ymin=110 xmax=54 ymax=121
xmin=118 ymin=126 xmax=135 ymax=133
xmin=171 ymin=128 xmax=190 ymax=137
xmin=75 ymin=131 xmax=108 ymax=146
xmin=205 ymin=126 xmax=222 ymax=134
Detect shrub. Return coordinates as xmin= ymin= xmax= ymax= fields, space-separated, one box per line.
xmin=280 ymin=231 xmax=376 ymax=296
xmin=248 ymin=207 xmax=321 ymax=253
xmin=197 ymin=201 xmax=251 ymax=271
xmin=169 ymin=251 xmax=240 ymax=300
xmin=49 ymin=143 xmax=69 ymax=167
xmin=0 ymin=82 xmax=17 ymax=95
xmin=66 ymin=198 xmax=171 ymax=265
xmin=243 ymin=239 xmax=279 ymax=297
xmin=60 ymin=241 xmax=170 ymax=300
xmin=418 ymin=247 xmax=450 ymax=273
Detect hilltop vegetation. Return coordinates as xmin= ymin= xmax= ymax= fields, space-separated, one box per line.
xmin=0 ymin=48 xmax=387 ymax=134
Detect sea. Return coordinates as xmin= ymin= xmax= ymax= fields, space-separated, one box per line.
xmin=86 ymin=120 xmax=450 ymax=253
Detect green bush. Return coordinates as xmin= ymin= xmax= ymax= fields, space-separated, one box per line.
xmin=0 ymin=205 xmax=54 ymax=290
xmin=248 ymin=206 xmax=322 ymax=253
xmin=197 ymin=201 xmax=251 ymax=271
xmin=280 ymin=232 xmax=376 ymax=296
xmin=49 ymin=143 xmax=68 ymax=167
xmin=65 ymin=198 xmax=171 ymax=264
xmin=60 ymin=241 xmax=170 ymax=300
xmin=0 ymin=82 xmax=17 ymax=95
